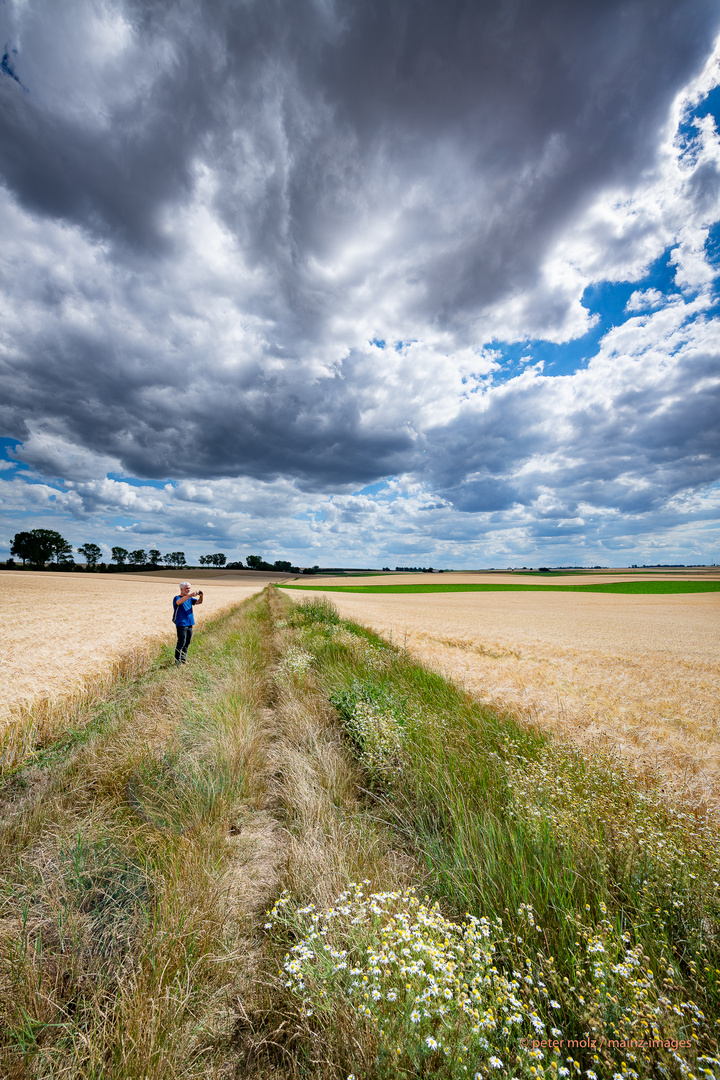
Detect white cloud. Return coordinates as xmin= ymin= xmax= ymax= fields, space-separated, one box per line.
xmin=625 ymin=288 xmax=665 ymax=312
xmin=0 ymin=5 xmax=719 ymax=565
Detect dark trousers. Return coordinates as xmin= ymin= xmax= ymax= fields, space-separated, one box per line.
xmin=175 ymin=625 xmax=193 ymax=663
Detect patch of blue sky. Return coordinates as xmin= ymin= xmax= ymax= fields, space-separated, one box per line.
xmin=110 ymin=517 xmax=146 ymax=530
xmin=483 ymin=247 xmax=692 ymax=384
xmin=352 ymin=479 xmax=392 ymax=496
xmin=706 ymin=221 xmax=720 ymax=269
xmin=0 ymin=437 xmax=28 ymax=470
xmin=368 ymin=338 xmax=416 ymax=352
xmin=677 ymin=84 xmax=720 ymax=151
xmin=107 ymin=472 xmax=168 ymax=489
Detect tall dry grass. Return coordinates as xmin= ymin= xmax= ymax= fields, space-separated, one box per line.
xmin=1 ymin=640 xmax=162 ymax=777
xmin=231 ymin=590 xmax=417 ymax=1078
xmin=0 ymin=596 xmax=276 ymax=1078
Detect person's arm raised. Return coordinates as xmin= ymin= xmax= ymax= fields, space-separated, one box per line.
xmin=175 ymin=590 xmax=200 ymax=610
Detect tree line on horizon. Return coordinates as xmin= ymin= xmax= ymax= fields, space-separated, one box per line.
xmin=6 ymin=530 xmax=313 ymax=574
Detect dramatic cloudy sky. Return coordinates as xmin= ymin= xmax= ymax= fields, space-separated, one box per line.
xmin=1 ymin=0 xmax=720 ymax=568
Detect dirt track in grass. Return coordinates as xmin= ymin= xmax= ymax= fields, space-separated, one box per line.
xmin=289 ymin=583 xmax=720 ymax=810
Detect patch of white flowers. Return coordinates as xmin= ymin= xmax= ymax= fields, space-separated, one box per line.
xmin=268 ymin=883 xmax=562 ymax=1076
xmin=280 ymin=647 xmax=314 ymax=678
xmin=330 ymin=680 xmax=411 ymax=779
xmin=265 ymin=888 xmax=713 ymax=1080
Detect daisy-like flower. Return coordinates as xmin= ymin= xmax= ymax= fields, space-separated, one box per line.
xmin=386 ymin=989 xmax=398 ymax=1001
xmin=489 ymin=1057 xmax=504 ymax=1069
xmin=410 ymin=1009 xmax=421 ymax=1023
xmin=586 ymin=1072 xmax=597 ymax=1079
xmin=550 ymin=1000 xmax=561 ymax=1009
xmin=426 ymin=1036 xmax=439 ymax=1050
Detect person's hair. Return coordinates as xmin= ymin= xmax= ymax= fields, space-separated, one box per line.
xmin=179 ymin=581 xmax=191 ymax=589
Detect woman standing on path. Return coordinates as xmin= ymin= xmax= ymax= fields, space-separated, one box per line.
xmin=173 ymin=581 xmax=203 ymax=665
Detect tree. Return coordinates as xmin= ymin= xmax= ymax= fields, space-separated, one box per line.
xmin=128 ymin=549 xmax=147 ymax=566
xmin=246 ymin=555 xmax=264 ymax=569
xmin=111 ymin=546 xmax=129 ymax=566
xmin=56 ymin=544 xmax=75 ymax=568
xmin=42 ymin=531 xmax=72 ymax=565
xmin=199 ymin=555 xmax=211 ymax=567
xmin=12 ymin=529 xmax=70 ymax=567
xmin=211 ymin=553 xmax=227 ymax=567
xmin=77 ymin=543 xmax=102 ymax=568
xmin=273 ymin=560 xmax=292 ymax=572
xmin=10 ymin=531 xmax=34 ymax=567
xmin=164 ymin=551 xmax=186 ymax=567
xmin=148 ymin=549 xmax=162 ymax=567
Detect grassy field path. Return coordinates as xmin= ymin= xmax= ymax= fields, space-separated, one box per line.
xmin=0 ymin=589 xmax=411 ymax=1079
xmin=1 ymin=589 xmax=719 ymax=1080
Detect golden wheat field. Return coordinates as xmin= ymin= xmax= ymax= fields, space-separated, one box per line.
xmin=0 ymin=568 xmax=278 ymax=718
xmin=293 ymin=573 xmax=720 ymax=810
xmin=5 ymin=568 xmax=720 ymax=810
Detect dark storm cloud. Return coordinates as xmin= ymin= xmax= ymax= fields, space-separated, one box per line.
xmin=0 ymin=0 xmax=719 ymax=520
xmin=2 ymin=0 xmax=717 ymax=280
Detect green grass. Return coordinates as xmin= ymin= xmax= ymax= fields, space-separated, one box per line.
xmin=279 ymin=579 xmax=720 ymax=594
xmin=269 ymin=593 xmax=720 ymax=1079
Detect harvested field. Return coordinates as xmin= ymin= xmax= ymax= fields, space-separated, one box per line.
xmin=1 ymin=568 xmax=283 ymax=718
xmin=289 ymin=578 xmax=720 ymax=810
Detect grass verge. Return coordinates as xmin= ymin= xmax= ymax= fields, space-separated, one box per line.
xmin=258 ymin=593 xmax=720 ymax=1080
xmin=0 ymin=642 xmax=168 ymax=778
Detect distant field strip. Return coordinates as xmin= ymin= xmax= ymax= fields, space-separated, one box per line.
xmin=280 ymin=579 xmax=720 ymax=594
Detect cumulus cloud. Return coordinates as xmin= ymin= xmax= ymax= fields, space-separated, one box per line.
xmin=0 ymin=1 xmax=719 ymax=564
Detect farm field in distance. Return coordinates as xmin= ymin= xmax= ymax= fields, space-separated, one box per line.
xmin=285 ymin=569 xmax=720 ymax=810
